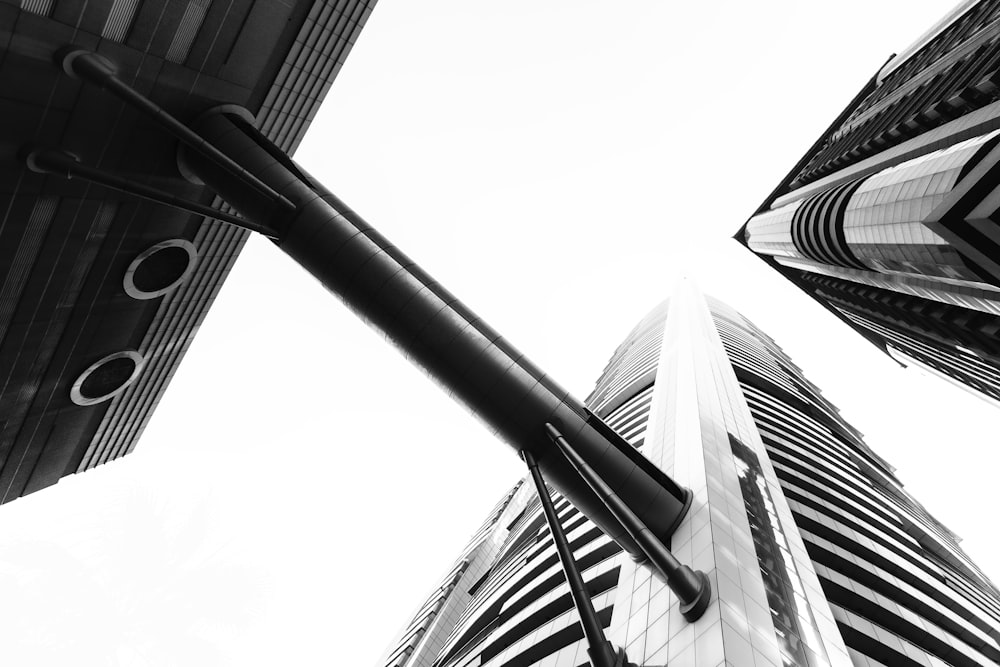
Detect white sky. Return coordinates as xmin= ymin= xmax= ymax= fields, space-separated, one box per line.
xmin=1 ymin=2 xmax=998 ymax=665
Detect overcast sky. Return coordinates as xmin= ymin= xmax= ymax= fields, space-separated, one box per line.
xmin=1 ymin=2 xmax=998 ymax=666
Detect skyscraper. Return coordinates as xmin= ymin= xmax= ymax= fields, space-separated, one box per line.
xmin=382 ymin=284 xmax=1000 ymax=667
xmin=738 ymin=0 xmax=1000 ymax=407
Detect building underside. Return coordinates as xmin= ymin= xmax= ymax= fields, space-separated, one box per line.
xmin=0 ymin=0 xmax=376 ymax=502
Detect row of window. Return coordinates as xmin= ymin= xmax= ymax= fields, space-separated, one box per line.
xmin=794 ymin=9 xmax=1000 ymax=186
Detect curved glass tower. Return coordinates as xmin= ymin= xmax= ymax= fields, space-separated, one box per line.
xmin=739 ymin=0 xmax=1000 ymax=407
xmin=382 ymin=284 xmax=1000 ymax=667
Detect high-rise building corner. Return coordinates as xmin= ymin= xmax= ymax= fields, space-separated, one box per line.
xmin=739 ymin=0 xmax=1000 ymax=409
xmin=382 ymin=283 xmax=1000 ymax=667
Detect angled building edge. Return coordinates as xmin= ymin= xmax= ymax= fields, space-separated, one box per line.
xmin=739 ymin=0 xmax=1000 ymax=407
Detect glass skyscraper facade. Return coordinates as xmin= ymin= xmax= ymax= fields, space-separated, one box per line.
xmin=739 ymin=0 xmax=1000 ymax=408
xmin=382 ymin=284 xmax=1000 ymax=667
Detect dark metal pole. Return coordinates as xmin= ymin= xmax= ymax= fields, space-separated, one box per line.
xmin=521 ymin=449 xmax=619 ymax=667
xmin=545 ymin=423 xmax=712 ymax=622
xmin=24 ymin=149 xmax=279 ymax=239
xmin=178 ymin=106 xmax=695 ymax=567
xmin=57 ymin=48 xmax=295 ymax=214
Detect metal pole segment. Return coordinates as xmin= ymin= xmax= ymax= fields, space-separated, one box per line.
xmin=25 ymin=148 xmax=279 ymax=239
xmin=521 ymin=449 xmax=620 ymax=667
xmin=544 ymin=422 xmax=713 ymax=622
xmin=179 ymin=107 xmax=696 ymax=570
xmin=57 ymin=48 xmax=296 ymax=215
